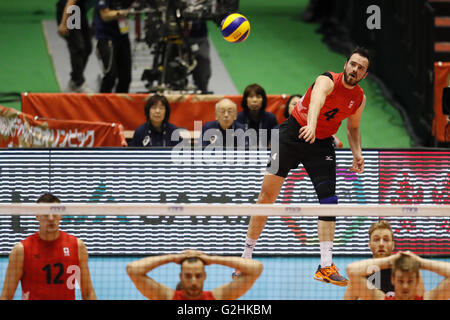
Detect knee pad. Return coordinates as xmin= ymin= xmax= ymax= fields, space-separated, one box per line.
xmin=318 ymin=195 xmax=337 ymax=222
xmin=317 ymin=183 xmax=337 ymax=222
xmin=314 ymin=178 xmax=336 ymax=201
xmin=318 ymin=215 xmax=337 ymax=222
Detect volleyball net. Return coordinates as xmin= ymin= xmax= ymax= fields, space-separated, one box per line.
xmin=1 ymin=203 xmax=450 ymax=256
xmin=0 ymin=203 xmax=449 ymax=300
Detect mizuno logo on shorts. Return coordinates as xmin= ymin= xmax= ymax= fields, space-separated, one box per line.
xmin=325 ymin=156 xmax=333 ymax=161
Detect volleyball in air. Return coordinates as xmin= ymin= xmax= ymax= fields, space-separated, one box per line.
xmin=221 ymin=13 xmax=250 ymax=43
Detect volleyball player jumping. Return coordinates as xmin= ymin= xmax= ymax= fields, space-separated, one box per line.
xmin=238 ymin=47 xmax=371 ymax=286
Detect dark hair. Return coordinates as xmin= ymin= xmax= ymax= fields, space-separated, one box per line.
xmin=241 ymin=83 xmax=267 ymax=112
xmin=37 ymin=193 xmax=60 ymax=203
xmin=347 ymin=46 xmax=372 ymax=71
xmin=284 ymin=94 xmax=302 ymax=118
xmin=144 ymin=94 xmax=171 ymax=123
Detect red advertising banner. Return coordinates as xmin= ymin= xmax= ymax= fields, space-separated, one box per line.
xmin=379 ymin=151 xmax=450 ymax=255
xmin=433 ymin=62 xmax=450 ymax=142
xmin=0 ymin=105 xmax=127 ymax=147
xmin=21 ymin=93 xmax=289 ymax=131
xmin=379 ymin=151 xmax=450 ymax=205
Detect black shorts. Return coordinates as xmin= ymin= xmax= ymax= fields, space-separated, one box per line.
xmin=266 ymin=116 xmax=336 ymax=189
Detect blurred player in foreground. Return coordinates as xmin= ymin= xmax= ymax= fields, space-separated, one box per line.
xmin=0 ymin=193 xmax=97 ymax=300
xmin=344 ymin=220 xmax=424 ymax=299
xmin=346 ymin=251 xmax=450 ymax=300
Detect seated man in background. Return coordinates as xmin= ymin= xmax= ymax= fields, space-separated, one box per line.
xmin=130 ymin=94 xmax=179 ymax=147
xmin=201 ymin=98 xmax=247 ymax=149
xmin=126 ymin=249 xmax=263 ymax=300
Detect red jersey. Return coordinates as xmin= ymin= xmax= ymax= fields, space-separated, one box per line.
xmin=172 ymin=290 xmax=215 ymax=300
xmin=21 ymin=231 xmax=80 ymax=300
xmin=292 ymin=71 xmax=364 ymax=139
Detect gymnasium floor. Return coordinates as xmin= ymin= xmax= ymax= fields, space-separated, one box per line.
xmin=1 ymin=256 xmax=448 ymax=300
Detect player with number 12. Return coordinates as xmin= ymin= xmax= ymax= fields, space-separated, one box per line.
xmin=0 ymin=193 xmax=97 ymax=300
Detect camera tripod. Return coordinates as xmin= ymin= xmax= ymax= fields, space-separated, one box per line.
xmin=139 ymin=1 xmax=199 ymax=93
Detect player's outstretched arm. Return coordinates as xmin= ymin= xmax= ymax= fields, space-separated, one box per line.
xmin=0 ymin=243 xmax=24 ymax=300
xmin=126 ymin=254 xmax=180 ymax=300
xmin=77 ymin=239 xmax=97 ymax=300
xmin=206 ymin=254 xmax=263 ymax=300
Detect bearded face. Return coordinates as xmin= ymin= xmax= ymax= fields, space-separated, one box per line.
xmin=343 ymin=53 xmax=369 ymax=86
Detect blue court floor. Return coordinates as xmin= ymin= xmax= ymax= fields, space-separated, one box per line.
xmin=1 ymin=256 xmax=448 ymax=300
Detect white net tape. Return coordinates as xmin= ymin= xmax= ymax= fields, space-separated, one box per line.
xmin=0 ymin=203 xmax=448 ymax=217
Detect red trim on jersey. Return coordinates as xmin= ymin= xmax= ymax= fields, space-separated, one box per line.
xmin=291 ymin=72 xmax=364 ymax=139
xmin=21 ymin=231 xmax=80 ymax=300
xmin=172 ymin=290 xmax=216 ymax=300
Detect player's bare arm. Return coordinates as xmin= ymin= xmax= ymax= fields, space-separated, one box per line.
xmin=410 ymin=252 xmax=450 ymax=300
xmin=299 ymin=75 xmax=334 ymax=143
xmin=209 ymin=254 xmax=263 ymax=300
xmin=347 ymin=94 xmax=366 ymax=174
xmin=346 ymin=253 xmax=400 ymax=300
xmin=0 ymin=243 xmax=24 ymax=300
xmin=99 ymin=7 xmax=128 ymax=22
